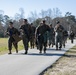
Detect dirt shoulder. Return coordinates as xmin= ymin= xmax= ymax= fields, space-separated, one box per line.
xmin=43 ymin=46 xmax=76 ymax=75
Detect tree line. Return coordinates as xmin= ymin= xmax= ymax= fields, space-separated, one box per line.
xmin=0 ymin=8 xmax=76 ymax=37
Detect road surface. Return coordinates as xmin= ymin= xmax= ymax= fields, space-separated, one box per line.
xmin=0 ymin=40 xmax=76 ymax=75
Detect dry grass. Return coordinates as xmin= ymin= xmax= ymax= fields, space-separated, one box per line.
xmin=0 ymin=38 xmax=24 ymax=55
xmin=43 ymin=46 xmax=76 ymax=75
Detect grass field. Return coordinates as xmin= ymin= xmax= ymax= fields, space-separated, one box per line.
xmin=43 ymin=45 xmax=76 ymax=75
xmin=0 ymin=38 xmax=24 ymax=55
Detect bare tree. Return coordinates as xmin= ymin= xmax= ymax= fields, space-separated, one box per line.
xmin=14 ymin=13 xmax=21 ymax=21
xmin=19 ymin=8 xmax=25 ymax=19
xmin=39 ymin=10 xmax=47 ymax=18
xmin=47 ymin=9 xmax=52 ymax=18
xmin=28 ymin=11 xmax=38 ymax=23
xmin=52 ymin=8 xmax=62 ymax=18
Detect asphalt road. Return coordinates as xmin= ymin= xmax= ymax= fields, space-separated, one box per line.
xmin=0 ymin=40 xmax=76 ymax=75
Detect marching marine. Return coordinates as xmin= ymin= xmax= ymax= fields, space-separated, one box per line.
xmin=20 ymin=19 xmax=31 ymax=54
xmin=35 ymin=20 xmax=50 ymax=53
xmin=54 ymin=21 xmax=64 ymax=50
xmin=6 ymin=22 xmax=20 ymax=54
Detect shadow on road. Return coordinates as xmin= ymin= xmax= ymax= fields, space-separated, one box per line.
xmin=27 ymin=53 xmax=65 ymax=56
xmin=11 ymin=48 xmax=67 ymax=57
xmin=12 ymin=52 xmax=65 ymax=57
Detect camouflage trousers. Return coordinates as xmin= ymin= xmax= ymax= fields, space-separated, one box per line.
xmin=22 ymin=34 xmax=29 ymax=52
xmin=48 ymin=35 xmax=55 ymax=47
xmin=37 ymin=35 xmax=47 ymax=53
xmin=8 ymin=37 xmax=18 ymax=51
xmin=30 ymin=35 xmax=35 ymax=49
xmin=55 ymin=35 xmax=63 ymax=49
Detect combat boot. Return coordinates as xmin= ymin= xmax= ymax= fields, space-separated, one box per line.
xmin=25 ymin=50 xmax=28 ymax=54
xmin=8 ymin=50 xmax=12 ymax=54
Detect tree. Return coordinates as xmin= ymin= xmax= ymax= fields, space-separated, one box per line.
xmin=19 ymin=8 xmax=25 ymax=19
xmin=14 ymin=8 xmax=25 ymax=21
xmin=0 ymin=10 xmax=5 ymax=37
xmin=33 ymin=18 xmax=42 ymax=27
xmin=65 ymin=12 xmax=71 ymax=17
xmin=47 ymin=9 xmax=52 ymax=18
xmin=45 ymin=16 xmax=52 ymax=24
xmin=14 ymin=13 xmax=21 ymax=21
xmin=39 ymin=10 xmax=47 ymax=18
xmin=0 ymin=10 xmax=4 ymax=24
xmin=65 ymin=12 xmax=76 ymax=33
xmin=28 ymin=11 xmax=38 ymax=23
xmin=52 ymin=8 xmax=62 ymax=18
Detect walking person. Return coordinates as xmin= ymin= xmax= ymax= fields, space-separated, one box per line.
xmin=54 ymin=21 xmax=64 ymax=50
xmin=20 ymin=19 xmax=31 ymax=54
xmin=62 ymin=30 xmax=68 ymax=47
xmin=35 ymin=20 xmax=50 ymax=53
xmin=48 ymin=24 xmax=55 ymax=48
xmin=6 ymin=22 xmax=20 ymax=54
xmin=30 ymin=23 xmax=36 ymax=49
xmin=70 ymin=30 xmax=75 ymax=43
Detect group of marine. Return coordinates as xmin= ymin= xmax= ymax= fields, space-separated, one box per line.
xmin=6 ymin=19 xmax=75 ymax=54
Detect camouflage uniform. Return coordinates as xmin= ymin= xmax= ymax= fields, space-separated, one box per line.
xmin=35 ymin=21 xmax=50 ymax=53
xmin=54 ymin=22 xmax=64 ymax=50
xmin=70 ymin=31 xmax=75 ymax=43
xmin=63 ymin=30 xmax=68 ymax=47
xmin=48 ymin=25 xmax=55 ymax=48
xmin=30 ymin=24 xmax=36 ymax=49
xmin=20 ymin=19 xmax=31 ymax=54
xmin=7 ymin=26 xmax=20 ymax=54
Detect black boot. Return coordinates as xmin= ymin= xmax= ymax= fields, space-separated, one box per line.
xmin=25 ymin=50 xmax=28 ymax=54
xmin=16 ymin=50 xmax=18 ymax=53
xmin=8 ymin=50 xmax=12 ymax=54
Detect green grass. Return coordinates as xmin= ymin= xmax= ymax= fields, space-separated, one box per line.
xmin=0 ymin=38 xmax=24 ymax=55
